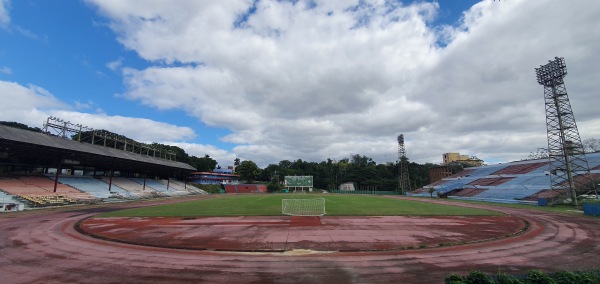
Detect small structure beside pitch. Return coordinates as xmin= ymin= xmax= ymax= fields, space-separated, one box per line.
xmin=284 ymin=176 xmax=313 ymax=192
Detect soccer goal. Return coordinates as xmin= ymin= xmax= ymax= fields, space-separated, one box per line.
xmin=282 ymin=198 xmax=326 ymax=216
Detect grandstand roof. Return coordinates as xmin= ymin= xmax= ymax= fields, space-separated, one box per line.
xmin=0 ymin=125 xmax=196 ymax=174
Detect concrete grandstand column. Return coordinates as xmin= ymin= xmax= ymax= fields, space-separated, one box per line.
xmin=108 ymin=169 xmax=114 ymax=193
xmin=53 ymin=160 xmax=62 ymax=193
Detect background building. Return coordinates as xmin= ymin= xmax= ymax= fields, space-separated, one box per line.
xmin=443 ymin=152 xmax=484 ymax=167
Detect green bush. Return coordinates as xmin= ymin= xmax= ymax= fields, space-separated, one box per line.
xmin=524 ymin=270 xmax=556 ymax=284
xmin=556 ymin=271 xmax=600 ymax=284
xmin=465 ymin=270 xmax=494 ymax=284
xmin=446 ymin=270 xmax=600 ymax=284
xmin=552 ymin=271 xmax=579 ymax=284
xmin=267 ymin=181 xmax=282 ymax=193
xmin=495 ymin=273 xmax=523 ymax=284
xmin=446 ymin=274 xmax=466 ymax=284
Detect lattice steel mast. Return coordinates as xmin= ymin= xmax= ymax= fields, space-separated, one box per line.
xmin=397 ymin=134 xmax=411 ymax=194
xmin=535 ymin=57 xmax=595 ymax=206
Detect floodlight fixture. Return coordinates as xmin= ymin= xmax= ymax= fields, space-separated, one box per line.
xmin=535 ymin=57 xmax=567 ymax=86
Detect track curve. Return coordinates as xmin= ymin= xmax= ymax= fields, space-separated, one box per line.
xmin=1 ymin=196 xmax=599 ymax=283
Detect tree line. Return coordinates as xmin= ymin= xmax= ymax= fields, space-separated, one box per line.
xmin=235 ymin=154 xmax=438 ymax=191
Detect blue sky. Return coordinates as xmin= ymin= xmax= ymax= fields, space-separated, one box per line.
xmin=1 ymin=0 xmax=231 ymax=148
xmin=1 ymin=0 xmax=599 ymax=168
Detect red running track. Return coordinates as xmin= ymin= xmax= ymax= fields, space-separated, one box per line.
xmin=0 ymin=196 xmax=599 ymax=283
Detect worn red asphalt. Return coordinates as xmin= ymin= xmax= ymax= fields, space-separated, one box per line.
xmin=1 ymin=196 xmax=599 ymax=283
xmin=79 ymin=215 xmax=525 ymax=252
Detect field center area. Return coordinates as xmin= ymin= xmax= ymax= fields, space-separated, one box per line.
xmin=79 ymin=215 xmax=526 ymax=252
xmin=79 ymin=195 xmax=523 ymax=252
xmin=79 ymin=195 xmax=524 ymax=252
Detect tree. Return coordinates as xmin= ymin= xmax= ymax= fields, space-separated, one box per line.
xmin=189 ymin=154 xmax=217 ymax=172
xmin=349 ymin=154 xmax=376 ymax=167
xmin=526 ymin=148 xmax=549 ymax=160
xmin=260 ymin=164 xmax=281 ymax=182
xmin=236 ymin=160 xmax=260 ymax=183
xmin=267 ymin=180 xmax=282 ymax=192
xmin=151 ymin=143 xmax=189 ymax=162
xmin=278 ymin=160 xmax=292 ymax=169
xmin=427 ymin=187 xmax=436 ymax=198
xmin=233 ymin=157 xmax=241 ymax=173
xmin=0 ymin=121 xmax=42 ymax=132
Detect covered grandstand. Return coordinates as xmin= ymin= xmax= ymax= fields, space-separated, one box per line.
xmin=0 ymin=124 xmax=202 ymax=210
xmin=189 ymin=171 xmax=240 ymax=185
xmin=413 ymin=152 xmax=600 ymax=205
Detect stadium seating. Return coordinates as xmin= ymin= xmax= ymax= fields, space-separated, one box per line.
xmin=1 ymin=174 xmax=199 ymax=209
xmin=467 ymin=165 xmax=507 ymax=178
xmin=161 ymin=179 xmax=206 ymax=195
xmin=96 ymin=177 xmax=203 ymax=198
xmin=130 ymin=178 xmax=169 ymax=192
xmin=472 ymin=187 xmax=541 ymax=200
xmin=0 ymin=176 xmax=96 ymax=207
xmin=450 ymin=187 xmax=487 ymax=197
xmin=158 ymin=179 xmax=196 ymax=194
xmin=468 ymin=177 xmax=514 ymax=186
xmin=54 ymin=176 xmax=125 ymax=199
xmin=584 ymin=153 xmax=600 ymax=170
xmin=434 ymin=180 xmax=467 ymax=195
xmin=525 ymin=189 xmax=567 ymax=201
xmin=0 ymin=190 xmax=25 ymax=207
xmin=134 ymin=178 xmax=191 ymax=196
xmin=420 ymin=152 xmax=600 ymax=204
xmin=159 ymin=179 xmax=187 ymax=191
xmin=101 ymin=177 xmax=154 ymax=198
xmin=491 ymin=162 xmax=547 ymax=175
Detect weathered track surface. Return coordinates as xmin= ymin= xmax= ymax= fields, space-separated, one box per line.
xmin=1 ymin=196 xmax=598 ymax=283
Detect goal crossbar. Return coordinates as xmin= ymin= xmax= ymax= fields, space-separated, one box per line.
xmin=282 ymin=198 xmax=326 ymax=216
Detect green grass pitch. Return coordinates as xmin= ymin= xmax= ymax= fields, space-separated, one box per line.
xmin=97 ymin=195 xmax=501 ymax=217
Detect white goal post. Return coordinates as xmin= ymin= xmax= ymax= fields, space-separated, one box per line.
xmin=282 ymin=198 xmax=326 ymax=216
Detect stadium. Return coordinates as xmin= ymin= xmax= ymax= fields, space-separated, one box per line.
xmin=2 ymin=0 xmax=600 ymax=282
xmin=1 ymin=113 xmax=600 ymax=283
xmin=411 ymin=154 xmax=600 ymax=204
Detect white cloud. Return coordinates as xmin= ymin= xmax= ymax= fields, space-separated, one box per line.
xmin=0 ymin=80 xmax=197 ymax=144
xmin=0 ymin=0 xmax=10 ymax=28
xmin=106 ymin=58 xmax=123 ymax=71
xmin=168 ymin=142 xmax=237 ymax=168
xmin=74 ymin=100 xmax=96 ymax=110
xmin=84 ymin=0 xmax=600 ymax=167
xmin=0 ymin=66 xmax=11 ymax=75
xmin=0 ymin=81 xmax=67 ymax=127
xmin=49 ymin=111 xmax=197 ymax=142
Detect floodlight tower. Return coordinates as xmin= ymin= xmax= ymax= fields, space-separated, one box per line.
xmin=535 ymin=57 xmax=595 ymax=206
xmin=397 ymin=134 xmax=411 ymax=194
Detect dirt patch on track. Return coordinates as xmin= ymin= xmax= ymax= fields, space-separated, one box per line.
xmin=79 ymin=215 xmax=527 ymax=252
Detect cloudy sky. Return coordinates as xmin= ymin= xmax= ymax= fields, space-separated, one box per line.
xmin=1 ymin=0 xmax=599 ymax=168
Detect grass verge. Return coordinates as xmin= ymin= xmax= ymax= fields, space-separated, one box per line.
xmin=96 ymin=194 xmax=501 ymax=217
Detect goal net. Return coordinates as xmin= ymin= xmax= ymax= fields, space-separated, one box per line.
xmin=282 ymin=198 xmax=326 ymax=216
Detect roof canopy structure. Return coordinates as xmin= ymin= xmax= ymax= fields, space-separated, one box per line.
xmin=0 ymin=125 xmax=195 ymax=177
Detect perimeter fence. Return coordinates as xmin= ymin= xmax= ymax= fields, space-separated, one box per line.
xmin=328 ymin=190 xmax=399 ymax=195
